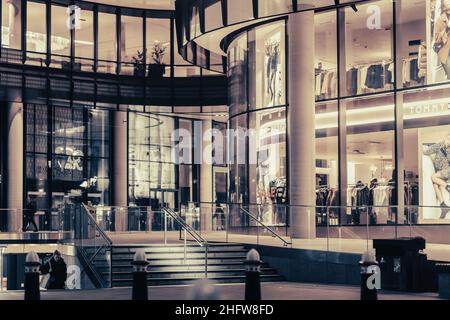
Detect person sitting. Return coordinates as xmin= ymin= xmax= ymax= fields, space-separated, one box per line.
xmin=40 ymin=250 xmax=67 ymax=290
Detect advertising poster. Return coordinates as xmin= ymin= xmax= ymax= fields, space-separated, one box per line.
xmin=428 ymin=0 xmax=450 ymax=83
xmin=420 ymin=125 xmax=450 ymax=220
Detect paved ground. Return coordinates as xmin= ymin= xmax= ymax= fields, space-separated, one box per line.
xmin=0 ymin=282 xmax=443 ymax=300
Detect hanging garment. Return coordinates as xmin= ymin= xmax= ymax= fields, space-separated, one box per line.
xmin=365 ymin=64 xmax=385 ymax=89
xmin=347 ymin=68 xmax=359 ymax=96
xmin=410 ymin=58 xmax=419 ymax=82
xmin=418 ymin=44 xmax=427 ymax=79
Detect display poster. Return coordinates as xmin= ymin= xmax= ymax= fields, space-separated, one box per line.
xmin=428 ymin=0 xmax=450 ymax=83
xmin=263 ymin=31 xmax=283 ymax=108
xmin=420 ymin=125 xmax=450 ymax=220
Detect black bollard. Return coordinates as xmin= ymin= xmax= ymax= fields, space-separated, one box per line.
xmin=245 ymin=249 xmax=262 ymax=301
xmin=131 ymin=249 xmax=149 ymax=301
xmin=24 ymin=252 xmax=41 ymax=301
xmin=360 ymin=251 xmax=379 ymax=301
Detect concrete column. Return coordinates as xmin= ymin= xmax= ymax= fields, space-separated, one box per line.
xmin=288 ymin=11 xmax=316 ymax=239
xmin=200 ymin=120 xmax=213 ymax=232
xmin=7 ymin=97 xmax=23 ymax=232
xmin=113 ymin=109 xmax=128 ymax=231
xmin=7 ymin=0 xmax=22 ymax=50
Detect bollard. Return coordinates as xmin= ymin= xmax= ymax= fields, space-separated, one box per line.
xmin=360 ymin=250 xmax=379 ymax=301
xmin=24 ymin=252 xmax=41 ymax=301
xmin=131 ymin=249 xmax=149 ymax=301
xmin=245 ymin=249 xmax=262 ymax=301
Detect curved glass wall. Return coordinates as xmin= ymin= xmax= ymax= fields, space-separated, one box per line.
xmin=227 ymin=0 xmax=450 ymax=232
xmin=228 ymin=20 xmax=288 ymax=228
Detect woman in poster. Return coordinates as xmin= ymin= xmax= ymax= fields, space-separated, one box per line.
xmin=423 ymin=134 xmax=450 ymax=218
xmin=434 ymin=0 xmax=450 ymax=80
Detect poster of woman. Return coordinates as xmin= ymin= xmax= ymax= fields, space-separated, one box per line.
xmin=429 ymin=0 xmax=450 ymax=82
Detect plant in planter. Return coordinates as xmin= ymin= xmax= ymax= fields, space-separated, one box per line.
xmin=148 ymin=41 xmax=167 ymax=78
xmin=132 ymin=49 xmax=146 ymax=76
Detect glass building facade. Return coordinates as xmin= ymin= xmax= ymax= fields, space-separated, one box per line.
xmin=177 ymin=0 xmax=450 ymax=236
xmin=0 ymin=0 xmax=227 ymax=232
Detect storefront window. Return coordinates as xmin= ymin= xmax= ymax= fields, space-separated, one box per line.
xmin=341 ymin=0 xmax=393 ymax=97
xmin=229 ymin=114 xmax=249 ymax=204
xmin=315 ymin=10 xmax=337 ymax=101
xmin=248 ymin=21 xmax=286 ymax=110
xmin=228 ymin=33 xmax=247 ymax=116
xmin=402 ymin=84 xmax=450 ymax=223
xmin=315 ymin=101 xmax=339 ymax=225
xmin=248 ymin=108 xmax=287 ymax=225
xmin=396 ymin=0 xmax=426 ymax=89
xmin=345 ymin=93 xmax=396 ymax=227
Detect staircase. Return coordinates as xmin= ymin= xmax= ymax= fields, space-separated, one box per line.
xmin=108 ymin=243 xmax=284 ymax=287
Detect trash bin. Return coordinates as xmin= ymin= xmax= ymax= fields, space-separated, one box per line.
xmin=373 ymin=237 xmax=429 ymax=292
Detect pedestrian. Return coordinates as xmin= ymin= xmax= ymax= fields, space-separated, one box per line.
xmin=23 ymin=196 xmax=38 ymax=232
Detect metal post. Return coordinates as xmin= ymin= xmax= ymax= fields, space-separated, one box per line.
xmin=204 ymin=246 xmax=208 ymax=279
xmin=360 ymin=251 xmax=379 ymax=301
xmin=0 ymin=246 xmax=5 ymax=292
xmin=131 ymin=249 xmax=149 ymax=301
xmin=184 ymin=228 xmax=187 ymax=264
xmin=24 ymin=252 xmax=41 ymax=301
xmin=225 ymin=204 xmax=229 ymax=243
xmin=245 ymin=249 xmax=262 ymax=301
xmin=164 ymin=209 xmax=167 ymax=246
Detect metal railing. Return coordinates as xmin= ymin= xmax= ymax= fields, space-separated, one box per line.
xmin=0 ymin=246 xmax=5 ymax=292
xmin=239 ymin=206 xmax=292 ymax=247
xmin=76 ymin=204 xmax=113 ymax=288
xmin=162 ymin=207 xmax=209 ymax=278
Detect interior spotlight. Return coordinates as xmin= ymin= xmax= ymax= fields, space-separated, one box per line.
xmin=351 ymin=4 xmax=358 ymax=12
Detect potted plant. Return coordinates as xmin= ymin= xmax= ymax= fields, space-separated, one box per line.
xmin=148 ymin=41 xmax=167 ymax=78
xmin=132 ymin=49 xmax=146 ymax=76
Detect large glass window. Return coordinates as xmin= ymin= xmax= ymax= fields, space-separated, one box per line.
xmin=248 ymin=21 xmax=286 ymax=110
xmin=228 ymin=33 xmax=247 ymax=116
xmin=402 ymin=85 xmax=450 ymax=223
xmin=2 ymin=0 xmax=22 ymax=50
xmin=128 ymin=113 xmax=177 ymax=207
xmin=75 ymin=8 xmax=94 ymax=71
xmin=345 ymin=93 xmax=396 ymax=228
xmin=51 ymin=4 xmax=71 ymax=61
xmin=341 ymin=0 xmax=394 ymax=97
xmin=315 ymin=101 xmax=339 ymax=226
xmin=121 ymin=14 xmax=143 ymax=75
xmin=147 ymin=17 xmax=171 ymax=78
xmin=315 ymin=10 xmax=337 ymax=100
xmin=98 ymin=12 xmax=117 ymax=73
xmin=26 ymin=0 xmax=46 ymax=64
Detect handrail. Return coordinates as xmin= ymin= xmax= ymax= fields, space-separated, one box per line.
xmin=79 ymin=204 xmax=113 ymax=288
xmin=162 ymin=207 xmax=208 ymax=247
xmin=82 ymin=204 xmax=113 ymax=246
xmin=162 ymin=207 xmax=209 ymax=278
xmin=239 ymin=206 xmax=292 ymax=247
